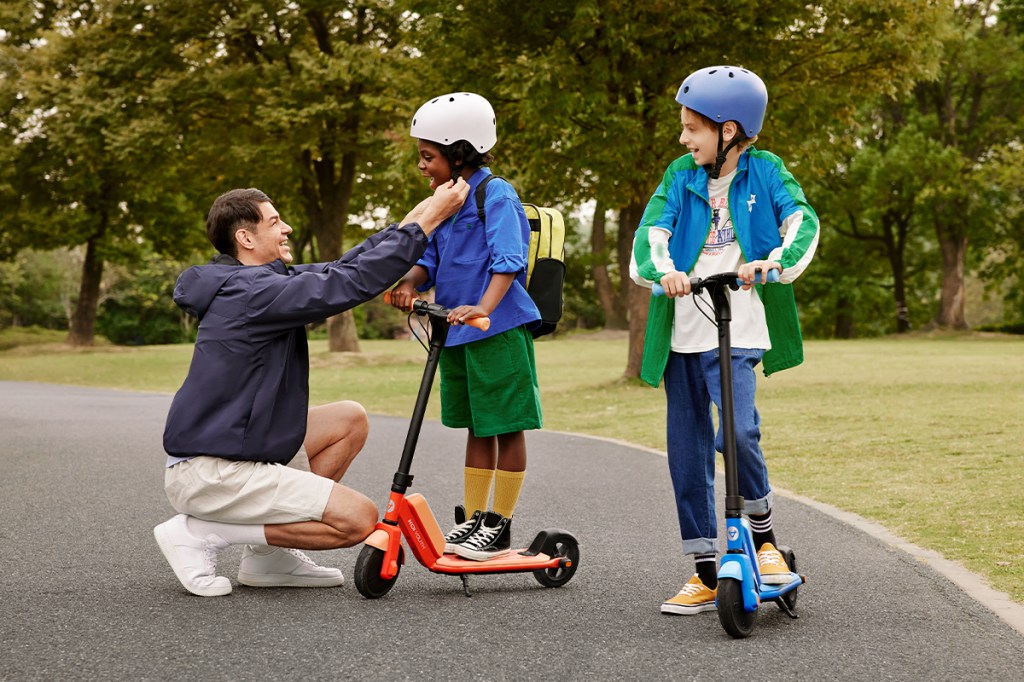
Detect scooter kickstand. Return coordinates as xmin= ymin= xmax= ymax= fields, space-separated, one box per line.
xmin=460 ymin=574 xmax=473 ymax=598
xmin=774 ymin=598 xmax=799 ymax=619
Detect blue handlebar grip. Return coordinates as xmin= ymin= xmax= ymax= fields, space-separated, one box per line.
xmin=737 ymin=269 xmax=781 ymax=286
xmin=650 ymin=269 xmax=780 ymax=297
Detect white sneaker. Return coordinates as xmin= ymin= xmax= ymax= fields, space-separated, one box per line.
xmin=238 ymin=545 xmax=344 ymax=588
xmin=153 ymin=514 xmax=232 ymax=597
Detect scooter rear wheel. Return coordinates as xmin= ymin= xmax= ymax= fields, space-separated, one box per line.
xmin=532 ymin=533 xmax=580 ymax=588
xmin=717 ymin=577 xmax=756 ymax=639
xmin=354 ymin=544 xmax=404 ymax=599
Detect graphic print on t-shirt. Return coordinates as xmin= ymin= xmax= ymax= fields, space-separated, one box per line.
xmin=704 ymin=196 xmax=734 ymax=257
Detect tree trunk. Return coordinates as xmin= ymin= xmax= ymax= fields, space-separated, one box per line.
xmin=935 ymin=224 xmax=968 ymax=329
xmin=591 ymin=200 xmax=626 ymax=329
xmin=892 ymin=270 xmax=911 ymax=334
xmin=329 ymin=147 xmax=360 ymax=352
xmin=301 ymin=148 xmax=361 ymax=353
xmin=67 ymin=234 xmax=104 ymax=346
xmin=881 ymin=210 xmax=912 ymax=333
xmin=624 ymin=282 xmax=649 ymax=379
xmin=328 ymin=309 xmax=359 ymax=352
xmin=833 ymin=292 xmax=856 ymax=338
xmin=617 ymin=203 xmax=643 ymax=315
xmin=620 ymin=201 xmax=646 ymax=379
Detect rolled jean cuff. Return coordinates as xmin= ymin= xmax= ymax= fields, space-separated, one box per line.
xmin=743 ymin=489 xmax=773 ymax=516
xmin=682 ymin=537 xmax=718 ymax=555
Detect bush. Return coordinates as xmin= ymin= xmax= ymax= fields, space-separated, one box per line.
xmin=96 ymin=256 xmax=193 ymax=345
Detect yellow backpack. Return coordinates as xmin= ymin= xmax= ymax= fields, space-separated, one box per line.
xmin=475 ymin=175 xmax=565 ymax=338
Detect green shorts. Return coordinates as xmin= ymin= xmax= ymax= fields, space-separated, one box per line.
xmin=439 ymin=325 xmax=543 ymax=437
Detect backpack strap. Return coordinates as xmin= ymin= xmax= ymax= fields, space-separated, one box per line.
xmin=474 ymin=174 xmax=504 ymax=224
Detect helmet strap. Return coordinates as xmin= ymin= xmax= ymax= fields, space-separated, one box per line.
xmin=705 ymin=124 xmax=742 ymax=180
xmin=441 ymin=147 xmax=465 ymax=183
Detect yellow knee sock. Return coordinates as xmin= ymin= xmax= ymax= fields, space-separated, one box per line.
xmin=463 ymin=467 xmax=495 ymax=516
xmin=492 ymin=469 xmax=526 ymax=518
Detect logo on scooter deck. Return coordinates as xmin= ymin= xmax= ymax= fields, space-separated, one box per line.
xmin=407 ymin=520 xmax=430 ymax=553
xmin=728 ymin=527 xmax=739 ymax=541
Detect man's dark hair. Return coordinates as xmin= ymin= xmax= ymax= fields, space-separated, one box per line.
xmin=206 ymin=188 xmax=273 ymax=256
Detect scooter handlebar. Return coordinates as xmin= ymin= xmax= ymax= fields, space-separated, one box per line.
xmin=650 ymin=268 xmax=780 ymax=297
xmin=383 ymin=291 xmax=491 ymax=331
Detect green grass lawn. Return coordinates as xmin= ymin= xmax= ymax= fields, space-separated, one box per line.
xmin=2 ymin=329 xmax=1022 ymax=603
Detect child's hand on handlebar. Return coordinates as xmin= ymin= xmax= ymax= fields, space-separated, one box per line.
xmin=658 ymin=271 xmax=691 ymax=298
xmin=387 ymin=283 xmax=418 ymax=311
xmin=446 ymin=304 xmax=488 ymax=326
xmin=737 ymin=261 xmax=781 ymax=289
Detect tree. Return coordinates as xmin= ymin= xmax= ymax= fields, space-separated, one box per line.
xmin=146 ymin=0 xmax=425 ymax=352
xmin=0 ymin=1 xmax=208 ymax=345
xmin=910 ymin=0 xmax=1024 ymax=328
xmin=813 ymin=110 xmax=957 ymax=333
xmin=408 ymin=0 xmax=949 ymax=372
xmin=800 ymin=1 xmax=1024 ymax=333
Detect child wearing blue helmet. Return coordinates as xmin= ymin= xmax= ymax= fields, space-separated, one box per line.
xmin=631 ymin=66 xmax=820 ymax=614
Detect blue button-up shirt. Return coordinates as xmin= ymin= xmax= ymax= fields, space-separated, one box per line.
xmin=416 ymin=167 xmax=540 ymax=346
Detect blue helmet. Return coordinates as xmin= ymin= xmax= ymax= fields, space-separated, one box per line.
xmin=675 ymin=66 xmax=768 ymax=138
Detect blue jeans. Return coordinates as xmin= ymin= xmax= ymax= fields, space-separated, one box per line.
xmin=663 ymin=349 xmax=772 ymax=555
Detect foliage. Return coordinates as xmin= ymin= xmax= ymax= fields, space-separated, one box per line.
xmin=95 ymin=254 xmax=196 ymax=345
xmin=0 ymin=249 xmax=80 ymax=329
xmin=0 ymin=0 xmax=1020 ymax=346
xmin=0 ymin=325 xmax=68 ymax=351
xmin=560 ymin=212 xmax=605 ymax=331
xmin=0 ymin=1 xmax=212 ymax=344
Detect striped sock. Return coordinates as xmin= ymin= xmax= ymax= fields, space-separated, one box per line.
xmin=748 ymin=510 xmax=777 ymax=550
xmin=695 ymin=552 xmax=718 ymax=589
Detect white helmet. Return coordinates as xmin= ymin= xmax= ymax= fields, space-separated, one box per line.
xmin=410 ymin=92 xmax=496 ymax=153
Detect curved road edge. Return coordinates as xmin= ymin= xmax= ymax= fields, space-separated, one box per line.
xmin=543 ymin=427 xmax=1024 ymax=638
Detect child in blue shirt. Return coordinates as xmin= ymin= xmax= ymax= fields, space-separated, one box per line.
xmin=388 ymin=92 xmax=542 ymax=561
xmin=631 ymin=67 xmax=819 ymax=614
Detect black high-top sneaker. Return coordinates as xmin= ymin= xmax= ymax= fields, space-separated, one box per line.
xmin=452 ymin=511 xmax=512 ymax=561
xmin=444 ymin=505 xmax=485 ymax=553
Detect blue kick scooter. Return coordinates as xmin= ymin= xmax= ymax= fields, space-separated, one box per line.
xmin=654 ymin=269 xmax=805 ymax=638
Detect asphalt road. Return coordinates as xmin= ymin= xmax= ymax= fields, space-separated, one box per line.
xmin=2 ymin=381 xmax=1022 ymax=681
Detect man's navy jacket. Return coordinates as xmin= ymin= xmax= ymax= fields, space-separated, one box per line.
xmin=163 ymin=223 xmax=427 ymax=465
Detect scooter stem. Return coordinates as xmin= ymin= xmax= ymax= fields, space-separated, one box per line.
xmin=393 ymin=319 xmax=449 ymax=493
xmin=707 ymin=281 xmax=744 ymax=519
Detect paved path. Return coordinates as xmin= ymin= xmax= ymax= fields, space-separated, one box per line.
xmin=2 ymin=381 xmax=1022 ymax=681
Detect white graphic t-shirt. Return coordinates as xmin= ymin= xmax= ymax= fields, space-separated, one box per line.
xmin=671 ymin=169 xmax=771 ymax=353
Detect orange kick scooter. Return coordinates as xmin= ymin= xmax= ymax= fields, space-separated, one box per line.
xmin=353 ymin=294 xmax=580 ymax=598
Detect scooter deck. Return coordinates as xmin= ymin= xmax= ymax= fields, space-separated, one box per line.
xmin=428 ymin=550 xmax=562 ymax=575
xmin=757 ymin=572 xmax=803 ymax=599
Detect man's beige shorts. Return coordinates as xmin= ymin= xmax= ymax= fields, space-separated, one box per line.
xmin=164 ymin=450 xmax=334 ymax=525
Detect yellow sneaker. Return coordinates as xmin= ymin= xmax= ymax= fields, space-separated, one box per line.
xmin=757 ymin=543 xmax=792 ymax=585
xmin=660 ymin=574 xmax=717 ymax=615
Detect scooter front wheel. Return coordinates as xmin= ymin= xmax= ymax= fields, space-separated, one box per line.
xmin=532 ymin=532 xmax=580 ymax=588
xmin=354 ymin=544 xmax=404 ymax=599
xmin=717 ymin=577 xmax=756 ymax=639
